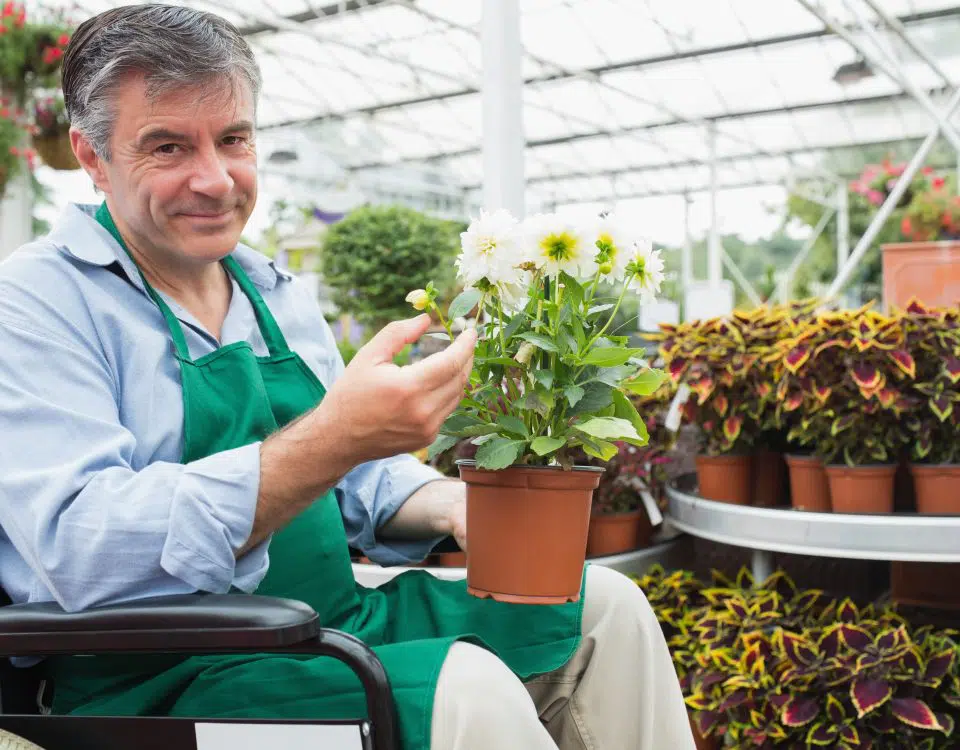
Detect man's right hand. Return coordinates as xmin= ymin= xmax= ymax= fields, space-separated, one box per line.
xmin=319 ymin=314 xmax=477 ymax=465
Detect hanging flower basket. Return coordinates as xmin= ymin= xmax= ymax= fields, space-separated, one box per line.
xmin=32 ymin=130 xmax=78 ymax=170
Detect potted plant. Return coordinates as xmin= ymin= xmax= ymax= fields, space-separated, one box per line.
xmin=0 ymin=99 xmax=31 ymax=200
xmin=902 ymin=300 xmax=960 ymax=514
xmin=424 ymin=209 xmax=667 ymax=603
xmin=656 ymin=316 xmax=757 ymax=505
xmin=31 ymin=92 xmax=77 ymax=170
xmin=854 ymin=160 xmax=960 ymax=310
xmin=789 ymin=306 xmax=915 ymax=514
xmin=0 ymin=3 xmax=72 ymax=107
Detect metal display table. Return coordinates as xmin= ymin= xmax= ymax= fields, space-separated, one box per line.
xmin=666 ymin=473 xmax=960 ymax=581
xmin=352 ymin=531 xmax=691 ymax=589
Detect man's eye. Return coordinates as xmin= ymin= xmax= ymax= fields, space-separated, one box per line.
xmin=223 ymin=136 xmax=246 ymax=146
xmin=156 ymin=143 xmax=181 ymax=156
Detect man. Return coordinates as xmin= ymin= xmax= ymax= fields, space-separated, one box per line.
xmin=0 ymin=5 xmax=695 ymax=749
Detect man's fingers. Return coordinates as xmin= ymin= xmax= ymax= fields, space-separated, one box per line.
xmin=407 ymin=329 xmax=477 ymax=389
xmin=352 ymin=315 xmax=431 ymax=367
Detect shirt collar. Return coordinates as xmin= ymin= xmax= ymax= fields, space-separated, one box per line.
xmin=47 ymin=203 xmax=293 ymax=291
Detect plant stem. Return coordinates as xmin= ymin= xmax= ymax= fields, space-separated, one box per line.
xmin=586 ymin=281 xmax=630 ymax=350
xmin=497 ymin=296 xmax=506 ymax=354
xmin=584 ymin=267 xmax=602 ymax=308
xmin=433 ymin=305 xmax=455 ymax=342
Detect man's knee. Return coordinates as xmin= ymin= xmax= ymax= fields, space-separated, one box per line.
xmin=582 ymin=565 xmax=659 ymax=633
xmin=436 ymin=642 xmax=533 ymax=714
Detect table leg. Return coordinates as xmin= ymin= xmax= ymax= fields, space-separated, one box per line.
xmin=751 ymin=549 xmax=774 ymax=584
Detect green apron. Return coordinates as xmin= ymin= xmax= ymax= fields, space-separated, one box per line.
xmin=49 ymin=204 xmax=586 ymax=749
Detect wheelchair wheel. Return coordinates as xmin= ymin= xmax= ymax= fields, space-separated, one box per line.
xmin=0 ymin=730 xmax=46 ymax=750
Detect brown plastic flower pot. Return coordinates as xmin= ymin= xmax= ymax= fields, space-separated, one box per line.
xmin=786 ymin=454 xmax=832 ymax=512
xmin=586 ymin=509 xmax=651 ymax=558
xmin=696 ymin=454 xmax=753 ymax=505
xmin=909 ymin=464 xmax=960 ymax=514
xmin=825 ymin=464 xmax=896 ymax=514
xmin=458 ymin=462 xmax=601 ymax=604
xmin=752 ymin=450 xmax=786 ymax=507
xmin=435 ymin=551 xmax=467 ymax=568
xmin=882 ymin=241 xmax=960 ymax=310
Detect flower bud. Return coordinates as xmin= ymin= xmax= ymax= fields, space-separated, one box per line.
xmin=514 ymin=341 xmax=536 ymax=366
xmin=598 ymin=261 xmax=613 ymax=274
xmin=405 ymin=289 xmax=430 ymax=311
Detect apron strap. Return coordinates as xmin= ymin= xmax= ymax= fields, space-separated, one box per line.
xmin=93 ymin=202 xmax=291 ymax=360
xmin=222 ymin=256 xmax=291 ymax=356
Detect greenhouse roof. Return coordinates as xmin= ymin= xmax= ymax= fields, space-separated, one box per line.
xmin=55 ymin=0 xmax=960 ymax=208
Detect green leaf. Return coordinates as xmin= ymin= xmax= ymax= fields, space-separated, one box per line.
xmin=475 ymin=437 xmax=526 ymax=470
xmin=448 ymin=288 xmax=483 ymax=320
xmin=497 ymin=415 xmax=529 ymax=438
xmin=517 ymin=390 xmax=551 ymax=417
xmin=593 ymin=364 xmax=636 ymax=388
xmin=558 ymin=271 xmax=584 ymax=308
xmin=575 ymin=416 xmax=642 ymax=442
xmin=564 ymin=384 xmax=585 ymax=407
xmin=479 ymin=356 xmax=524 ymax=369
xmin=518 ymin=332 xmax=559 ymax=353
xmin=535 ymin=370 xmax=554 ymax=390
xmin=427 ymin=433 xmax=459 ymax=460
xmin=570 ymin=316 xmax=586 ymax=347
xmin=579 ymin=347 xmax=645 ymax=367
xmin=502 ymin=313 xmax=526 ymax=341
xmin=587 ymin=304 xmax=615 ymax=316
xmin=531 ymin=436 xmax=566 ymax=456
xmin=442 ymin=413 xmax=486 ymax=435
xmin=580 ymin=437 xmax=618 ymax=461
xmin=623 ymin=368 xmax=667 ymax=396
xmin=612 ymin=390 xmax=650 ymax=446
xmin=459 ymin=423 xmax=503 ymax=437
xmin=568 ymin=381 xmax=615 ymax=416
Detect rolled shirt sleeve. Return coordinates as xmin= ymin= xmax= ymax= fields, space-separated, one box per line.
xmin=337 ymin=455 xmax=447 ymax=566
xmin=0 ymin=313 xmax=268 ymax=612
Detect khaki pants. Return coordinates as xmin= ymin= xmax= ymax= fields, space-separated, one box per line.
xmin=431 ymin=565 xmax=696 ymax=749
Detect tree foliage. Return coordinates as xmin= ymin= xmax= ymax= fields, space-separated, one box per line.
xmin=320 ymin=204 xmax=460 ymax=330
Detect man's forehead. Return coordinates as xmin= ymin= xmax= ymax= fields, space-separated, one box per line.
xmin=115 ymin=72 xmax=255 ymax=123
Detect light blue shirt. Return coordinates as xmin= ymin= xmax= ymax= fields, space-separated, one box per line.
xmin=0 ymin=203 xmax=444 ymax=613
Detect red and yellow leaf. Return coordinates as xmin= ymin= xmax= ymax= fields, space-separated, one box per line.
xmin=851 ymin=678 xmax=893 ymax=718
xmin=887 ymin=349 xmax=916 ymax=378
xmin=785 ymin=345 xmax=811 ymax=373
xmin=890 ymin=698 xmax=942 ymax=731
xmin=945 ymin=356 xmax=960 ymax=384
xmin=723 ymin=415 xmax=743 ymax=443
xmin=782 ymin=697 xmax=818 ymax=727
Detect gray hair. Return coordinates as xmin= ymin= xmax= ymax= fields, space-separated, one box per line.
xmin=62 ymin=4 xmax=262 ymax=160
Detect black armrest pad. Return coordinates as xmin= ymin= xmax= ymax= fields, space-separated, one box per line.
xmin=0 ymin=595 xmax=319 ymax=657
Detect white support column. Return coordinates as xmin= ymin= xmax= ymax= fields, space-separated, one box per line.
xmin=681 ymin=193 xmax=693 ymax=290
xmin=707 ymin=122 xmax=722 ymax=287
xmin=776 ymin=208 xmax=835 ymax=304
xmin=0 ymin=169 xmax=33 ymax=258
xmin=827 ymin=85 xmax=960 ymax=298
xmin=481 ymin=0 xmax=525 ymax=216
xmin=836 ymin=183 xmax=850 ymax=272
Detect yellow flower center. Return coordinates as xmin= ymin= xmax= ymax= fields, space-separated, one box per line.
xmin=539 ymin=231 xmax=580 ymax=263
xmin=478 ymin=237 xmax=497 ymax=256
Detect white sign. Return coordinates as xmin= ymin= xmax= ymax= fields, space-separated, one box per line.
xmin=683 ymin=280 xmax=734 ymax=321
xmin=195 ymin=722 xmax=364 ymax=750
xmin=664 ymin=383 xmax=691 ymax=433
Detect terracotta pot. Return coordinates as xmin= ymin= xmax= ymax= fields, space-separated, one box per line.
xmin=586 ymin=509 xmax=650 ymax=557
xmin=910 ymin=464 xmax=960 ymax=514
xmin=458 ymin=462 xmax=601 ymax=604
xmin=435 ymin=551 xmax=467 ymax=568
xmin=32 ymin=132 xmax=80 ymax=171
xmin=825 ymin=464 xmax=897 ymax=514
xmin=786 ymin=454 xmax=831 ymax=512
xmin=882 ymin=241 xmax=960 ymax=311
xmin=696 ymin=454 xmax=753 ymax=505
xmin=752 ymin=450 xmax=786 ymax=507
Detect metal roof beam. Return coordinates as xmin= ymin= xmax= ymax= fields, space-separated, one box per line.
xmin=344 ymin=87 xmax=952 ymax=170
xmin=465 ymin=134 xmax=956 ymax=189
xmin=259 ymin=5 xmax=960 ymax=129
xmin=238 ymin=0 xmax=396 ymax=36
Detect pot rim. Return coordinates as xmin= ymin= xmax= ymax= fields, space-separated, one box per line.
xmin=455 ymin=459 xmax=605 ymax=474
xmin=824 ymin=462 xmax=897 ymax=471
xmin=909 ymin=462 xmax=960 ymax=471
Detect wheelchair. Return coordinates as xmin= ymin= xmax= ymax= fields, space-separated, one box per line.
xmin=0 ymin=588 xmax=399 ymax=750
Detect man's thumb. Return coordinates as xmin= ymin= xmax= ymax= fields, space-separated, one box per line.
xmin=352 ymin=314 xmax=431 ymax=366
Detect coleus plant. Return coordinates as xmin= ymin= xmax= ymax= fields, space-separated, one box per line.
xmin=417 ymin=209 xmax=668 ymax=471
xmin=779 ymin=305 xmax=917 ymax=466
xmin=900 ymin=300 xmax=960 ymax=464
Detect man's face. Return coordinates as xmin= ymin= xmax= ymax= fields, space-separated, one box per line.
xmin=90 ymin=73 xmax=258 ymax=265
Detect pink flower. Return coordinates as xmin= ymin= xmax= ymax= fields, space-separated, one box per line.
xmin=867 ymin=190 xmax=884 ymax=206
xmin=933 ymin=177 xmax=946 ymax=191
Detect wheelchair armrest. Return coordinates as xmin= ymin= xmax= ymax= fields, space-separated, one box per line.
xmin=0 ymin=594 xmax=319 ymax=657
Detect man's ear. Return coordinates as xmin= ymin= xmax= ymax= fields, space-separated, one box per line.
xmin=70 ymin=127 xmax=111 ymax=195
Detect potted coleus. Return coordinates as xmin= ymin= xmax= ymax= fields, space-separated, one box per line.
xmin=422 ymin=209 xmax=667 ymax=603
xmin=792 ymin=306 xmax=915 ymax=514
xmin=901 ymin=300 xmax=960 ymax=514
xmin=656 ymin=316 xmax=757 ymax=505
